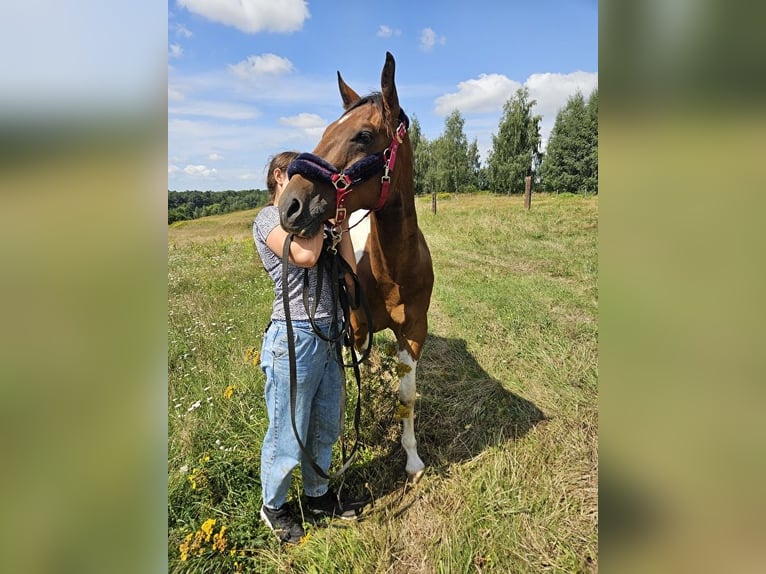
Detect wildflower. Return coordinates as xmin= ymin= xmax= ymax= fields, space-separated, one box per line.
xmin=243 ymin=346 xmax=260 ymax=365
xmin=200 ymin=518 xmax=216 ymax=542
xmin=212 ymin=525 xmax=227 ymax=553
xmin=179 ymin=533 xmax=193 ymax=562
xmin=223 ymin=384 xmax=236 ymax=399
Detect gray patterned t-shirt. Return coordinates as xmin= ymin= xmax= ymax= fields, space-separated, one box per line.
xmin=253 ymin=205 xmax=337 ymax=321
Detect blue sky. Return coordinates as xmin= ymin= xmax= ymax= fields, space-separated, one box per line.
xmin=168 ymin=0 xmax=597 ymax=191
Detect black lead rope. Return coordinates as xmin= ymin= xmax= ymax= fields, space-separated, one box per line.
xmin=281 ymin=231 xmax=372 ymax=481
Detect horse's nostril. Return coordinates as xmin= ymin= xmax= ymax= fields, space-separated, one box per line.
xmin=286 ymin=198 xmax=302 ymax=222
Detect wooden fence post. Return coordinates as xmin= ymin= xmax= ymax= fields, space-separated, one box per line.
xmin=431 ymin=191 xmax=437 ymax=215
xmin=524 ymin=176 xmax=532 ymax=209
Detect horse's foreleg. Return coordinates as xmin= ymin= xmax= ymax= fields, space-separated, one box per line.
xmin=397 ymin=348 xmax=424 ymax=482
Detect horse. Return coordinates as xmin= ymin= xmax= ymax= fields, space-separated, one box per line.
xmin=278 ymin=52 xmax=434 ymax=483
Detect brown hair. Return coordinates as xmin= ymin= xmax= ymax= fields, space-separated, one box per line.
xmin=265 ymin=151 xmax=299 ymax=203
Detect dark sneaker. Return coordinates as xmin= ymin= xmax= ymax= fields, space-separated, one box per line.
xmin=260 ymin=504 xmax=305 ymax=545
xmin=305 ymin=490 xmax=362 ymax=521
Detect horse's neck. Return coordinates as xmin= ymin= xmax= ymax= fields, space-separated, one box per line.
xmin=369 ymin=188 xmax=421 ymax=277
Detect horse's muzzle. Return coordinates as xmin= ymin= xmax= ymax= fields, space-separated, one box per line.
xmin=279 ymin=194 xmax=328 ymax=238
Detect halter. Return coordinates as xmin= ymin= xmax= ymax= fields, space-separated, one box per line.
xmin=287 ymin=108 xmax=409 ymax=231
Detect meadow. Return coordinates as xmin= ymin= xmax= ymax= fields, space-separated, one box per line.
xmin=168 ymin=192 xmax=598 ymax=573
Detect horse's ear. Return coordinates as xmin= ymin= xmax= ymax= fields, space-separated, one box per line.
xmin=381 ymin=51 xmax=400 ymax=124
xmin=337 ymin=71 xmax=361 ymax=110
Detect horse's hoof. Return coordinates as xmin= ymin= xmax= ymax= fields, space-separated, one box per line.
xmin=406 ymin=468 xmax=425 ymax=484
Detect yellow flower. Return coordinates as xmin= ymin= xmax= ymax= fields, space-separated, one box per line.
xmin=243 ymin=346 xmax=260 ymax=364
xmin=179 ymin=533 xmax=193 ymax=562
xmin=212 ymin=525 xmax=227 ymax=553
xmin=200 ymin=518 xmax=216 ymax=542
xmin=223 ymin=385 xmax=235 ymax=399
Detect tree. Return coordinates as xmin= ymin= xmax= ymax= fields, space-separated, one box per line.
xmin=539 ymin=89 xmax=598 ymax=194
xmin=409 ymin=115 xmax=431 ymax=196
xmin=441 ymin=110 xmax=475 ymax=192
xmin=429 ymin=110 xmax=475 ymax=193
xmin=487 ymin=87 xmax=543 ymax=194
xmin=585 ymin=88 xmax=598 ymax=192
xmin=466 ymin=139 xmax=482 ymax=191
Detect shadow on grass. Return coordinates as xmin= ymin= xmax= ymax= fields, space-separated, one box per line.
xmin=334 ymin=332 xmax=546 ymax=506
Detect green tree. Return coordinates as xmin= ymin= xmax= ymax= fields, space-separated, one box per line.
xmin=539 ymin=89 xmax=598 ymax=194
xmin=585 ymin=88 xmax=598 ymax=192
xmin=426 ymin=136 xmax=448 ymax=194
xmin=409 ymin=115 xmax=431 ymax=196
xmin=429 ymin=110 xmax=475 ymax=193
xmin=487 ymin=87 xmax=543 ymax=194
xmin=466 ymin=139 xmax=482 ymax=191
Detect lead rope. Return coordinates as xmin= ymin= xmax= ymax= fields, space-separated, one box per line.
xmin=281 ymin=232 xmax=371 ymax=481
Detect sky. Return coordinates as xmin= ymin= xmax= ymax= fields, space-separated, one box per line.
xmin=168 ymin=0 xmax=598 ymax=192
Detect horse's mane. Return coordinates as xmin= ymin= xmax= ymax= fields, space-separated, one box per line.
xmin=346 ymin=92 xmax=383 ymax=113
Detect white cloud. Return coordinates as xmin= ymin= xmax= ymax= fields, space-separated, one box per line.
xmin=168 ymin=85 xmax=185 ymax=101
xmin=169 ymin=43 xmax=183 ymax=59
xmin=177 ymin=0 xmax=309 ymax=34
xmin=280 ymin=112 xmax=327 ymax=138
xmin=434 ymin=70 xmax=597 ymax=123
xmin=377 ymin=25 xmax=401 ymax=38
xmin=435 ymin=73 xmax=521 ymax=115
xmin=208 ymin=152 xmax=224 ymax=161
xmin=419 ymin=28 xmax=446 ymax=52
xmin=173 ymin=24 xmax=193 ymax=38
xmin=228 ymin=53 xmax=294 ymax=79
xmin=169 ymin=100 xmax=260 ymax=120
xmin=279 ymin=112 xmax=325 ymax=129
xmin=524 ymin=71 xmax=599 ymax=121
xmin=184 ymin=164 xmax=218 ymax=177
xmin=168 ymin=164 xmax=180 ymax=174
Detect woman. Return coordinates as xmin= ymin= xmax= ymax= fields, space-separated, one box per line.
xmin=253 ymin=151 xmax=360 ymax=545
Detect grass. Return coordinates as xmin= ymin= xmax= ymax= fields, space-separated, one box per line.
xmin=168 ymin=192 xmax=598 ymax=573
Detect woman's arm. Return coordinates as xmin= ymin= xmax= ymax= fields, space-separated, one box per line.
xmin=265 ymin=225 xmax=324 ymax=268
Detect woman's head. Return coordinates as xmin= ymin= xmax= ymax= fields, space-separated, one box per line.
xmin=266 ymin=151 xmax=300 ymax=204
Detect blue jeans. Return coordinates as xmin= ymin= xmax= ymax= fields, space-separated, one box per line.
xmin=260 ymin=319 xmax=344 ymax=509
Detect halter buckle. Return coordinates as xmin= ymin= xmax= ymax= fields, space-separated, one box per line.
xmin=332 ymin=173 xmax=352 ymax=191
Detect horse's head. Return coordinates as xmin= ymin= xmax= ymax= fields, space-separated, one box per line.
xmin=278 ymin=52 xmax=409 ymax=237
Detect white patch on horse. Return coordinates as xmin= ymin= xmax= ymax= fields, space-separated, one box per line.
xmin=348 ymin=209 xmax=370 ymax=264
xmin=338 ymin=112 xmax=352 ymax=124
xmin=397 ymin=349 xmax=424 ymax=479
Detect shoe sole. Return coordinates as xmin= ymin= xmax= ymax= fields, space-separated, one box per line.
xmin=260 ymin=507 xmax=304 ymax=545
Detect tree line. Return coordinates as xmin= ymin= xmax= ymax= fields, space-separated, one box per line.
xmin=168 ymin=189 xmax=269 ymax=224
xmin=168 ymin=87 xmax=597 ymax=224
xmin=411 ymin=86 xmax=598 ymax=196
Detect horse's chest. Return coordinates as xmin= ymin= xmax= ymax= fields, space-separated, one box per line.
xmin=349 ymin=210 xmax=370 ymax=265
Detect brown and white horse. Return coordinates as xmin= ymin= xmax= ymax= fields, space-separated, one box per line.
xmin=278 ymin=52 xmax=434 ymax=482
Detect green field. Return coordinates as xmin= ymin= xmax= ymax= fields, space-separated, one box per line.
xmin=168 ymin=192 xmax=598 ymax=573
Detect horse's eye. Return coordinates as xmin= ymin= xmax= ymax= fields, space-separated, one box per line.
xmin=353 ymin=131 xmax=374 ymax=145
